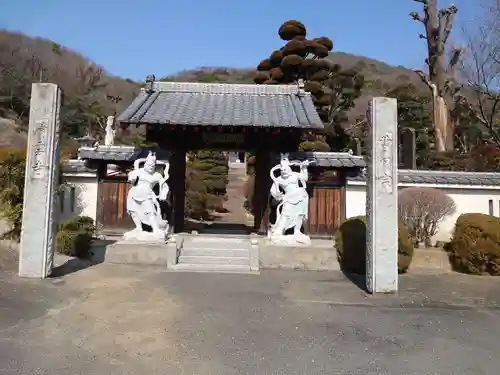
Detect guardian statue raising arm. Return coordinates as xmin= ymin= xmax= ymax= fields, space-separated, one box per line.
xmin=124 ymin=151 xmax=170 ymax=240
xmin=269 ymin=153 xmax=311 ymax=245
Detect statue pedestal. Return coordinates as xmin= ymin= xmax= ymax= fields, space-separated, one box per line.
xmin=91 ymin=234 xmax=179 ymax=267
xmin=268 ymin=233 xmax=311 ymax=247
xmin=122 ymin=229 xmax=168 ymax=242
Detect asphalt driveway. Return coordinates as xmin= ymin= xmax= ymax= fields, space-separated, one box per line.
xmin=0 ymin=264 xmax=499 ymax=374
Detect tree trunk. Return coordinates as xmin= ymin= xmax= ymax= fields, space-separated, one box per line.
xmin=433 ymin=95 xmax=452 ymax=152
xmin=411 ymin=0 xmax=461 ymax=153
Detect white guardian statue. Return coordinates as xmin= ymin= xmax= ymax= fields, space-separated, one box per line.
xmin=269 ymin=153 xmax=311 ymax=246
xmin=104 ymin=116 xmax=116 ymax=146
xmin=123 ymin=151 xmax=170 ymax=241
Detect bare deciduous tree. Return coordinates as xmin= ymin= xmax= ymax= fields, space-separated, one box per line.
xmin=410 ymin=0 xmax=463 ymax=152
xmin=459 ymin=0 xmax=500 ymax=146
xmin=398 ymin=187 xmax=456 ymax=246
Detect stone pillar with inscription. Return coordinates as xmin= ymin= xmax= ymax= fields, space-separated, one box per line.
xmin=364 ymin=97 xmax=398 ymax=293
xmin=18 ymin=83 xmax=62 ymax=278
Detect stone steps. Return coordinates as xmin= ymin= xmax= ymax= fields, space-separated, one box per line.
xmin=178 ymin=255 xmax=249 ymax=266
xmin=175 ymin=234 xmax=258 ymax=274
xmin=181 ymin=248 xmax=250 ymax=258
xmin=183 ymin=236 xmax=249 ymax=249
xmin=172 ymin=263 xmax=255 ymax=274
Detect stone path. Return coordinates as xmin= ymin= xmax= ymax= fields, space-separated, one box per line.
xmin=217 ymin=160 xmax=252 ymax=226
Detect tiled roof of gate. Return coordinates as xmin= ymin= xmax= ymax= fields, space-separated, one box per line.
xmin=274 ymin=152 xmax=366 ymax=168
xmin=116 ymin=81 xmax=324 ymax=129
xmin=62 ymin=159 xmax=97 ymax=174
xmin=348 ymin=169 xmax=500 ymax=186
xmin=77 ymin=146 xmax=171 ymax=161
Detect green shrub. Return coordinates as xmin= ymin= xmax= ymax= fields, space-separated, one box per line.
xmin=335 ymin=215 xmax=414 ymax=274
xmin=298 ymin=140 xmax=331 ymax=152
xmin=191 ymin=151 xmax=229 ymax=196
xmin=185 ymin=167 xmax=210 ymax=220
xmin=244 ymin=174 xmax=256 ymax=215
xmin=185 ymin=151 xmax=229 ymax=219
xmin=0 ymin=148 xmax=68 ymax=241
xmin=246 ymin=154 xmax=256 ymax=176
xmin=0 ymin=148 xmax=26 ymax=240
xmin=58 ymin=216 xmax=95 ymax=233
xmin=56 ymin=231 xmax=93 ymax=258
xmin=446 ymin=213 xmax=500 ymax=275
xmin=56 ymin=216 xmax=95 ymax=259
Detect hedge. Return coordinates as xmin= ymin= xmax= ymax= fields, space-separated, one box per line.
xmin=0 ymin=148 xmax=26 ymax=240
xmin=446 ymin=213 xmax=500 ymax=275
xmin=56 ymin=216 xmax=95 ymax=259
xmin=335 ymin=215 xmax=414 ymax=274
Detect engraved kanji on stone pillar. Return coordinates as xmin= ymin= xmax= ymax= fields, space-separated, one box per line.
xmin=19 ymin=83 xmax=62 ymax=278
xmin=365 ymin=97 xmax=398 ymax=293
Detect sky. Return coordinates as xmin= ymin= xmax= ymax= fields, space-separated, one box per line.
xmin=0 ymin=0 xmax=478 ymax=81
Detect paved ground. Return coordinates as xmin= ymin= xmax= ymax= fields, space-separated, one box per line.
xmin=1 ymin=261 xmax=500 ymax=374
xmin=218 ymin=160 xmax=252 ymax=226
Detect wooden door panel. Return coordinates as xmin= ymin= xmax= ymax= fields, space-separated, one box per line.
xmin=305 ymin=186 xmax=342 ymax=237
xmin=97 ymin=180 xmax=134 ymax=230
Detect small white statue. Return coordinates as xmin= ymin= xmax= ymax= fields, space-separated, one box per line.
xmin=123 ymin=151 xmax=170 ymax=241
xmin=104 ymin=116 xmax=116 ymax=146
xmin=268 ymin=153 xmax=311 ymax=246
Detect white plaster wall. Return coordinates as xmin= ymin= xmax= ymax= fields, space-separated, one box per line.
xmin=58 ymin=174 xmax=98 ymax=222
xmin=346 ymin=182 xmax=500 ymax=243
xmin=345 ymin=184 xmax=368 ymax=219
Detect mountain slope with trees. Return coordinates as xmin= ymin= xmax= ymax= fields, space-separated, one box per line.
xmin=0 ymin=30 xmax=141 ymax=149
xmin=163 ymin=52 xmax=425 ymax=121
xmin=0 ymin=28 xmax=428 ymax=149
xmin=2 ymin=25 xmax=497 ymax=172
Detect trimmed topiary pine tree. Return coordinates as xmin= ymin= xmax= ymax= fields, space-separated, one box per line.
xmin=188 ymin=151 xmax=229 ymax=214
xmin=254 ymin=20 xmax=365 ymax=151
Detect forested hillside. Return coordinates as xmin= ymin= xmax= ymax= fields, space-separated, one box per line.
xmin=163 ymin=52 xmax=425 ymax=121
xmin=0 ymin=18 xmax=498 ymax=172
xmin=0 ymin=30 xmax=140 ymax=149
xmin=0 ymin=29 xmax=426 ymax=150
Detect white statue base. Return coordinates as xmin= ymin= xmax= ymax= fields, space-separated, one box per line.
xmin=122 ymin=228 xmax=169 ymax=242
xmin=268 ymin=233 xmax=311 ymax=247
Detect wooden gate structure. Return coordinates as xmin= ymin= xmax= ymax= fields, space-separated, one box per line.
xmin=97 ymin=179 xmax=134 ymax=231
xmin=80 ymin=80 xmax=365 ymax=237
xmin=305 ymin=186 xmax=343 ymax=237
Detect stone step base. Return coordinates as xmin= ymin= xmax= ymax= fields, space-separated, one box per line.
xmin=183 ymin=236 xmax=251 ymax=250
xmin=175 ymin=234 xmax=257 ymax=273
xmin=178 ymin=255 xmax=249 ymax=266
xmin=91 ymin=241 xmax=169 ymax=266
xmin=172 ymin=263 xmax=256 ymax=274
xmin=181 ymin=248 xmax=250 ymax=258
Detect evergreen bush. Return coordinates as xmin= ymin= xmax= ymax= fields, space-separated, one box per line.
xmin=335 ymin=216 xmax=414 ymax=274
xmin=56 ymin=216 xmax=95 ymax=259
xmin=0 ymin=148 xmax=26 ymax=240
xmin=184 ymin=151 xmax=229 ymax=219
xmin=446 ymin=213 xmax=500 ymax=275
